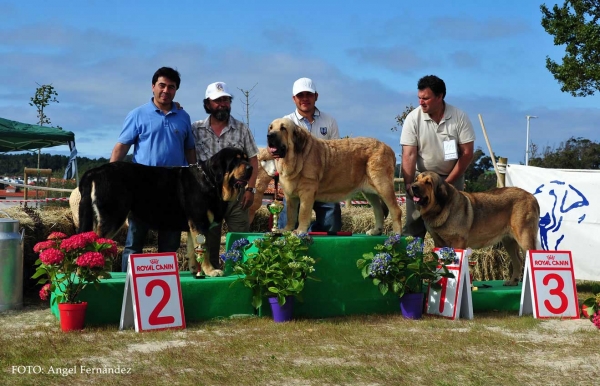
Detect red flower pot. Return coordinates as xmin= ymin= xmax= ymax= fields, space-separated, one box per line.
xmin=58 ymin=302 xmax=88 ymax=332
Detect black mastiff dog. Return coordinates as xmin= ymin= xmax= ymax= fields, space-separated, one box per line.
xmin=78 ymin=147 xmax=253 ymax=277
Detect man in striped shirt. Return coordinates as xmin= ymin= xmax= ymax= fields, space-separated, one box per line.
xmin=191 ymin=81 xmax=259 ymax=271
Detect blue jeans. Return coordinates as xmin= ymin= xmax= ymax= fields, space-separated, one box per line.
xmin=277 ymin=197 xmax=342 ymax=232
xmin=121 ymin=216 xmax=182 ymax=272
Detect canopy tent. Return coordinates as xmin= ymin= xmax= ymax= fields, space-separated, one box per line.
xmin=0 ymin=116 xmax=74 ymax=153
xmin=0 ymin=116 xmax=78 ymax=181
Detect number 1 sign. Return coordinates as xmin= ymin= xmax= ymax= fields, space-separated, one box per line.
xmin=120 ymin=253 xmax=186 ymax=332
xmin=519 ymin=250 xmax=579 ymax=319
xmin=426 ymin=248 xmax=473 ymax=320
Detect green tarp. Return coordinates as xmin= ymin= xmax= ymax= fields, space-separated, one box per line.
xmin=0 ymin=116 xmax=75 ymax=153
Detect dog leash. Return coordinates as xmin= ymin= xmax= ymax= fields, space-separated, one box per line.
xmin=190 ymin=162 xmax=216 ymax=190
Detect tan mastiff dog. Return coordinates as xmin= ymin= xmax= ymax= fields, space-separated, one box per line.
xmin=267 ymin=117 xmax=402 ymax=235
xmin=410 ymin=171 xmax=540 ymax=285
xmin=248 ymin=147 xmax=278 ymax=224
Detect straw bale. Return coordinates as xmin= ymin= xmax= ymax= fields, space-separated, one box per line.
xmin=2 ymin=203 xmax=512 ymax=287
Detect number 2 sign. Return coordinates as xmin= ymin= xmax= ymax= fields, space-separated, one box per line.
xmin=519 ymin=250 xmax=579 ymax=319
xmin=120 ymin=253 xmax=186 ymax=332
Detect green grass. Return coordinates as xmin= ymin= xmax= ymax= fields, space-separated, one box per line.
xmin=1 ymin=286 xmax=599 ymax=386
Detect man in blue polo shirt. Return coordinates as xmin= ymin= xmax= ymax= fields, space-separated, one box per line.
xmin=110 ymin=66 xmax=197 ymax=272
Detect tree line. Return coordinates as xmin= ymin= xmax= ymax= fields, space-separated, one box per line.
xmin=1 ymin=136 xmax=597 ymax=192
xmin=0 ymin=153 xmax=118 ymax=179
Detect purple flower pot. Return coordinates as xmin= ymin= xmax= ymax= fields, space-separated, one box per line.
xmin=268 ymin=296 xmax=294 ymax=322
xmin=399 ymin=292 xmax=424 ymax=319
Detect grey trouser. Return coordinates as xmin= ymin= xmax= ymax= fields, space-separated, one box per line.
xmin=205 ymin=193 xmax=250 ymax=269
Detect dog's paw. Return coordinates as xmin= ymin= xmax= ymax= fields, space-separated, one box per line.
xmin=204 ymin=269 xmax=224 ymax=277
xmin=366 ymin=228 xmax=383 ymax=236
xmin=502 ymin=278 xmax=520 ymax=286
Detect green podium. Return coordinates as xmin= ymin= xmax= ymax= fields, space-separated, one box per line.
xmin=225 ymin=233 xmax=523 ymax=316
xmin=225 ymin=233 xmax=401 ymax=318
xmin=50 ymin=272 xmax=255 ymax=325
xmin=48 ymin=233 xmax=522 ymax=325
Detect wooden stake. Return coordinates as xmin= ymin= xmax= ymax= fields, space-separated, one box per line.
xmin=477 ymin=114 xmax=502 ymax=187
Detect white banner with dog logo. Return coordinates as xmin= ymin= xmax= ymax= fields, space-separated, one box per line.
xmin=505 ymin=164 xmax=600 ymax=281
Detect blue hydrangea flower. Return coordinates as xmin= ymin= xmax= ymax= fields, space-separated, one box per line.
xmin=369 ymin=252 xmax=392 ymax=277
xmin=437 ymin=247 xmax=458 ymax=265
xmin=405 ymin=237 xmax=424 ymax=259
xmin=221 ymin=248 xmax=243 ymax=263
xmin=384 ymin=234 xmax=402 ymax=247
xmin=231 ymin=238 xmax=250 ymax=251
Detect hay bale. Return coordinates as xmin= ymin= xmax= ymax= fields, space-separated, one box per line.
xmin=3 ymin=203 xmax=513 ymax=285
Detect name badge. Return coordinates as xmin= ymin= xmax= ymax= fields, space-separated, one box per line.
xmin=443 ymin=140 xmax=458 ymax=161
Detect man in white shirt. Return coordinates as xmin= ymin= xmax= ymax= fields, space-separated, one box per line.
xmin=277 ymin=77 xmax=342 ymax=232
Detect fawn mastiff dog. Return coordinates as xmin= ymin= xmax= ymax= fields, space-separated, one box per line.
xmin=266 ymin=117 xmax=402 ymax=235
xmin=410 ymin=171 xmax=540 ymax=285
xmin=77 ymin=147 xmax=253 ymax=277
xmin=248 ymin=147 xmax=278 ymax=224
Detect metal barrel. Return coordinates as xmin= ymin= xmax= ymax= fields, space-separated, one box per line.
xmin=0 ymin=218 xmax=24 ymax=311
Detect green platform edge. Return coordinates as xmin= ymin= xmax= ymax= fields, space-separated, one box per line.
xmin=50 ymin=233 xmax=522 ymax=325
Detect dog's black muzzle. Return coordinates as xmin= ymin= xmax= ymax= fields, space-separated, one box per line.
xmin=266 ymin=132 xmax=286 ymax=158
xmin=233 ymin=164 xmax=253 ymax=188
xmin=410 ymin=184 xmax=427 ymax=207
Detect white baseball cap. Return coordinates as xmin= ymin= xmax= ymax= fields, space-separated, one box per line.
xmin=292 ymin=77 xmax=316 ymax=96
xmin=205 ymin=82 xmax=232 ymax=100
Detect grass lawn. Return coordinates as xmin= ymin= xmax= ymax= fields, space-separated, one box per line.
xmin=1 ymin=284 xmax=599 ymax=386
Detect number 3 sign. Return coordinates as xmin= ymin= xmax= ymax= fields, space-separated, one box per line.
xmin=519 ymin=250 xmax=579 ymax=319
xmin=120 ymin=253 xmax=186 ymax=332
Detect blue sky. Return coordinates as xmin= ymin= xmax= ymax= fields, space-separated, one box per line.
xmin=1 ymin=0 xmax=599 ymax=165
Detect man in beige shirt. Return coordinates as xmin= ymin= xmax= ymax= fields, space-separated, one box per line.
xmin=400 ymin=75 xmax=476 ymax=238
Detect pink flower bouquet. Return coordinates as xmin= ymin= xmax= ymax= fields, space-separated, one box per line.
xmin=32 ymin=231 xmax=117 ymax=304
xmin=582 ymin=293 xmax=600 ymax=329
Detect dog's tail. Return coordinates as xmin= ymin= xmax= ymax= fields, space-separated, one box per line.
xmin=78 ymin=170 xmax=95 ymax=233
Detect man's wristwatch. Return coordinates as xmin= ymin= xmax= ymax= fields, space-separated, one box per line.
xmin=245 ymin=187 xmax=256 ymax=194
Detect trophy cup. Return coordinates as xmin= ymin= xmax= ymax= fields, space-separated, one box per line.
xmin=267 ymin=200 xmax=284 ymax=234
xmin=194 ymin=234 xmax=206 ymax=279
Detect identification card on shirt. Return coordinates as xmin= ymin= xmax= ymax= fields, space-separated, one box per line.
xmin=443 ymin=140 xmax=458 ymax=161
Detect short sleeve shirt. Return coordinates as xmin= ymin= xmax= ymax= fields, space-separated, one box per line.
xmin=117 ymin=98 xmax=194 ymax=167
xmin=283 ymin=108 xmax=340 ymax=139
xmin=191 ymin=115 xmax=259 ymax=162
xmin=400 ymin=103 xmax=475 ymax=176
